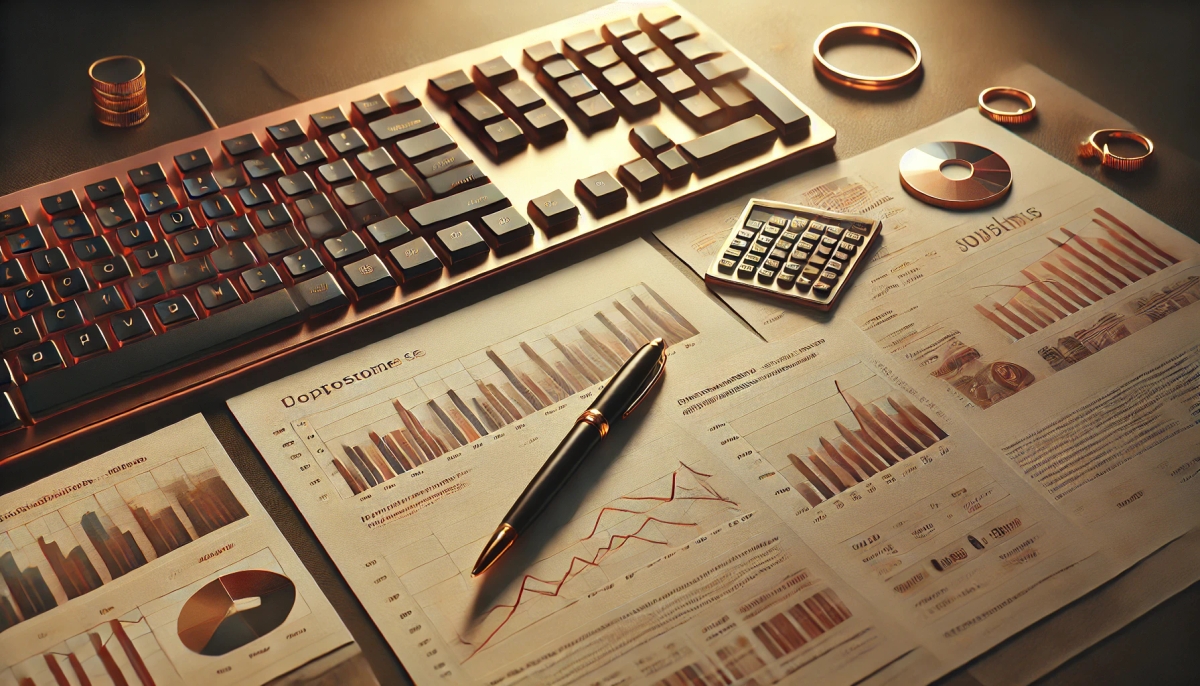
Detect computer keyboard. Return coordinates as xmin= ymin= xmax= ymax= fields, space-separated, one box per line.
xmin=0 ymin=1 xmax=834 ymax=459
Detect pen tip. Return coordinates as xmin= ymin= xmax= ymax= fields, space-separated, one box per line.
xmin=471 ymin=523 xmax=517 ymax=577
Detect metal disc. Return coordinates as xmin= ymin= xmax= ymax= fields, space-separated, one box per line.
xmin=898 ymin=141 xmax=1012 ymax=209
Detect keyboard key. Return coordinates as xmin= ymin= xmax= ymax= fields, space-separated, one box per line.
xmin=619 ymin=81 xmax=659 ymax=118
xmin=415 ymin=148 xmax=471 ymax=178
xmin=390 ymin=237 xmax=442 ymax=282
xmin=222 ymin=133 xmax=262 ymax=159
xmin=677 ymin=35 xmax=723 ymax=63
xmin=655 ymin=147 xmax=691 ymax=183
xmin=154 ymin=296 xmax=198 ymax=326
xmin=17 ymin=283 xmax=51 ymax=314
xmin=19 ymin=341 xmax=65 ymax=376
xmin=601 ymin=63 xmax=637 ymax=90
xmin=53 ymin=213 xmax=95 ymax=239
xmin=453 ymin=91 xmax=505 ymax=130
xmin=679 ymin=115 xmax=777 ymax=175
xmin=0 ymin=392 xmax=20 ymax=431
xmin=559 ymin=74 xmax=598 ymax=101
xmin=349 ymin=199 xmax=388 ymax=228
xmin=217 ymin=216 xmax=256 ymax=240
xmin=256 ymin=203 xmax=294 ymax=229
xmin=541 ymin=58 xmax=579 ymax=81
xmin=657 ymin=69 xmax=697 ymax=99
xmin=427 ymin=163 xmax=486 ymax=198
xmin=631 ymin=124 xmax=673 ymax=156
xmin=214 ymin=166 xmax=247 ymax=189
xmin=601 ymin=17 xmax=640 ymax=41
xmin=176 ymin=228 xmax=216 ymax=255
xmin=0 ymin=360 xmax=10 ymax=386
xmin=112 ymin=309 xmax=152 ymax=341
xmin=128 ymin=273 xmax=167 ymax=303
xmin=267 ymin=119 xmax=306 ymax=143
xmin=160 ymin=207 xmax=197 ymax=234
xmin=660 ymin=19 xmax=698 ymax=42
xmin=198 ymin=279 xmax=243 ymax=310
xmin=473 ymin=56 xmax=517 ymax=87
xmin=287 ymin=140 xmax=328 ymax=167
xmin=481 ymin=207 xmax=532 ymax=245
xmin=165 ymin=256 xmax=216 ymax=289
xmin=319 ymin=158 xmax=357 ymax=186
xmin=311 ymin=107 xmax=349 ymax=133
xmin=242 ymin=264 xmax=283 ymax=293
xmin=622 ymin=33 xmax=657 ymax=57
xmin=564 ymin=29 xmax=605 ymax=56
xmin=577 ymin=93 xmax=619 ymax=130
xmin=366 ymin=216 xmax=412 ymax=245
xmin=574 ymin=171 xmax=628 ymax=215
xmin=52 ymin=268 xmax=88 ymax=298
xmin=386 ymin=85 xmax=419 ymax=111
xmin=639 ymin=49 xmax=676 ymax=76
xmin=369 ymin=107 xmax=437 ymax=142
xmin=677 ymin=91 xmax=728 ymax=131
xmin=482 ymin=119 xmax=527 ymax=159
xmin=22 ymin=289 xmax=302 ymax=415
xmin=640 ymin=6 xmax=681 ymax=28
xmin=85 ymin=177 xmax=123 ymax=203
xmin=283 ymin=248 xmax=325 ymax=278
xmin=343 ymin=254 xmax=397 ymax=294
xmin=377 ymin=169 xmax=425 ymax=209
xmin=1 ymin=316 xmax=39 ymax=350
xmin=182 ymin=173 xmax=220 ymax=199
xmin=139 ymin=188 xmax=179 ymax=214
xmin=292 ymin=271 xmax=347 ymax=310
xmin=65 ymin=324 xmax=109 ymax=358
xmin=408 ymin=183 xmax=509 ymax=231
xmin=522 ymin=41 xmax=559 ymax=69
xmin=528 ymin=189 xmax=578 ymax=231
xmin=211 ymin=242 xmax=256 ymax=273
xmin=32 ymin=248 xmax=66 ymax=275
xmin=357 ymin=147 xmax=396 ymax=175
xmin=696 ymin=53 xmax=748 ymax=83
xmin=435 ymin=221 xmax=489 ymax=264
xmin=244 ymin=155 xmax=284 ymax=179
xmin=397 ymin=128 xmax=455 ymax=161
xmin=8 ymin=226 xmax=45 ymax=254
xmin=736 ymin=71 xmax=810 ymax=138
xmin=428 ymin=70 xmax=476 ymax=105
xmin=258 ymin=227 xmax=305 ymax=256
xmin=174 ymin=147 xmax=212 ymax=172
xmin=329 ymin=127 xmax=368 ymax=156
xmin=278 ymin=171 xmax=317 ymax=198
xmin=133 ymin=241 xmax=174 ymax=269
xmin=0 ymin=206 xmax=27 ymax=232
xmin=524 ymin=105 xmax=568 ymax=144
xmin=83 ymin=286 xmax=125 ymax=317
xmin=585 ymin=45 xmax=621 ymax=70
xmin=41 ymin=190 xmax=80 ymax=215
xmin=353 ymin=94 xmax=391 ymax=121
xmin=335 ymin=182 xmax=375 ymax=208
xmin=324 ymin=232 xmax=368 ymax=261
xmin=239 ymin=183 xmax=275 ymax=207
xmin=497 ymin=80 xmax=544 ymax=112
xmin=617 ymin=158 xmax=663 ymax=198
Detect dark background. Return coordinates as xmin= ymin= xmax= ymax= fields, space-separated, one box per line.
xmin=1 ymin=1 xmax=1198 ymax=683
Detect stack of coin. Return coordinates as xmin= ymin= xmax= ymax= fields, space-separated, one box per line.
xmin=90 ymin=56 xmax=149 ymax=127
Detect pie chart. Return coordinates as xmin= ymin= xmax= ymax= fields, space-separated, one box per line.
xmin=177 ymin=570 xmax=296 ymax=656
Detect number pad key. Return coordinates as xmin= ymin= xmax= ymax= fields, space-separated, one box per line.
xmin=435 ymin=221 xmax=489 ymax=264
xmin=390 ymin=237 xmax=443 ymax=282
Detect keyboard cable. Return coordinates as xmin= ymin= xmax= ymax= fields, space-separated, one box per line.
xmin=171 ymin=73 xmax=219 ymax=131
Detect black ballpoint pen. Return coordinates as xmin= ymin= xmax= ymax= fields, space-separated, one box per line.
xmin=471 ymin=337 xmax=668 ymax=576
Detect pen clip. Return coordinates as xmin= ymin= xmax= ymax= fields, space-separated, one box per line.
xmin=621 ymin=352 xmax=667 ymax=419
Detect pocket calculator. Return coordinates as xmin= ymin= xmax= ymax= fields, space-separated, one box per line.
xmin=703 ymin=199 xmax=882 ymax=311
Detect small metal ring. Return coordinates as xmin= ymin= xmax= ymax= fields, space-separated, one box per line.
xmin=1078 ymin=129 xmax=1153 ymax=172
xmin=577 ymin=409 xmax=609 ymax=438
xmin=978 ymin=87 xmax=1036 ymax=125
xmin=813 ymin=22 xmax=922 ymax=91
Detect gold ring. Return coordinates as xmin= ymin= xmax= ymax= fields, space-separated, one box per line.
xmin=1078 ymin=129 xmax=1153 ymax=172
xmin=89 ymin=56 xmax=147 ymax=97
xmin=577 ymin=409 xmax=609 ymax=438
xmin=978 ymin=87 xmax=1036 ymax=125
xmin=813 ymin=22 xmax=922 ymax=91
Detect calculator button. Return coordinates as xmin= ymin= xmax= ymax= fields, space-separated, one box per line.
xmin=722 ymin=248 xmax=743 ymax=261
xmin=796 ymin=240 xmax=815 ymax=252
xmin=843 ymin=231 xmax=865 ymax=245
xmin=790 ymin=249 xmax=809 ymax=263
xmin=775 ymin=240 xmax=793 ymax=252
xmin=801 ymin=265 xmax=821 ymax=278
xmin=743 ymin=253 xmax=762 ymax=266
xmin=776 ymin=271 xmax=796 ymax=288
xmin=813 ymin=281 xmax=833 ymax=296
xmin=824 ymin=224 xmax=844 ymax=238
xmin=754 ymin=234 xmax=774 ymax=247
xmin=816 ymin=245 xmax=833 ymax=258
xmin=795 ymin=276 xmax=814 ymax=292
xmin=781 ymin=230 xmax=799 ymax=242
xmin=736 ymin=228 xmax=756 ymax=241
xmin=763 ymin=258 xmax=782 ymax=270
xmin=821 ymin=235 xmax=839 ymax=247
xmin=729 ymin=238 xmax=750 ymax=251
xmin=756 ymin=268 xmax=776 ymax=283
xmin=767 ymin=215 xmax=787 ymax=227
xmin=839 ymin=241 xmax=858 ymax=255
xmin=717 ymin=258 xmax=737 ymax=274
xmin=744 ymin=219 xmax=762 ymax=230
xmin=769 ymin=248 xmax=788 ymax=261
xmin=790 ymin=216 xmax=809 ymax=232
xmin=826 ymin=259 xmax=845 ymax=273
xmin=736 ymin=263 xmax=755 ymax=279
xmin=761 ymin=225 xmax=781 ymax=237
xmin=809 ymin=256 xmax=827 ymax=268
xmin=749 ymin=243 xmax=769 ymax=256
xmin=833 ymin=250 xmax=851 ymax=262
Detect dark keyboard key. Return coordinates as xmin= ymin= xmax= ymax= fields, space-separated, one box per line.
xmin=49 ymin=214 xmax=91 ymax=240
xmin=559 ymin=74 xmax=598 ymax=101
xmin=353 ymin=93 xmax=391 ymax=121
xmin=311 ymin=106 xmax=350 ymax=133
xmin=343 ymin=254 xmax=396 ymax=294
xmin=198 ymin=279 xmax=243 ymax=310
xmin=324 ymin=231 xmax=368 ymax=261
xmin=139 ymin=188 xmax=179 ymax=214
xmin=408 ymin=183 xmax=509 ymax=231
xmin=85 ymin=177 xmax=123 ymax=203
xmin=435 ymin=221 xmax=489 ymax=264
xmin=574 ymin=171 xmax=628 ymax=215
xmin=390 ymin=237 xmax=443 ymax=282
xmin=1 ymin=316 xmax=39 ymax=350
xmin=214 ymin=166 xmax=247 ymax=189
xmin=357 ymin=147 xmax=397 ymax=175
xmin=41 ymin=190 xmax=80 ymax=216
xmin=296 ymin=193 xmax=333 ymax=219
xmin=0 ymin=206 xmax=27 ymax=232
xmin=128 ymin=272 xmax=167 ymax=303
xmin=287 ymin=140 xmax=328 ymax=168
xmin=397 ymin=128 xmax=455 ymax=161
xmin=386 ymin=85 xmax=419 ymax=111
xmin=278 ymin=171 xmax=316 ymax=198
xmin=454 ymin=92 xmax=505 ymax=130
xmin=369 ymin=107 xmax=437 ymax=142
xmin=129 ymin=162 xmax=168 ymax=189
xmin=182 ymin=172 xmax=220 ymax=199
xmin=83 ymin=286 xmax=125 ymax=318
xmin=133 ymin=241 xmax=175 ymax=269
xmin=42 ymin=300 xmax=85 ymax=333
xmin=617 ymin=158 xmax=663 ymax=198
xmin=96 ymin=200 xmax=135 ymax=229
xmin=736 ymin=71 xmax=810 ymax=138
xmin=0 ymin=393 xmax=20 ymax=431
xmin=239 ymin=183 xmax=275 ymax=207
xmin=696 ymin=53 xmax=747 ymax=83
xmin=522 ymin=41 xmax=559 ymax=69
xmin=366 ymin=216 xmax=412 ymax=245
xmin=576 ymin=94 xmax=619 ymax=130
xmin=305 ymin=210 xmax=348 ymax=240
xmin=22 ymin=287 xmax=301 ymax=415
xmin=564 ymin=29 xmax=605 ymax=56
xmin=319 ymin=158 xmax=357 ymax=186
xmin=16 ymin=281 xmax=51 ymax=312
xmin=0 ymin=360 xmax=11 ymax=386
xmin=481 ymin=207 xmax=533 ymax=245
xmin=242 ymin=264 xmax=283 ymax=293
xmin=293 ymin=271 xmax=347 ymax=310
xmin=377 ymin=168 xmax=425 ymax=209
xmin=679 ymin=114 xmax=777 ymax=174
xmin=497 ymin=80 xmax=545 ymax=112
xmin=174 ymin=147 xmax=212 ymax=173
xmin=221 ymin=133 xmax=262 ymax=159
xmin=244 ymin=155 xmax=284 ymax=179
xmin=160 ymin=207 xmax=197 ymax=234
xmin=335 ymin=182 xmax=376 ymax=208
xmin=52 ymin=268 xmax=88 ymax=298
xmin=283 ymin=248 xmax=325 ymax=278
xmin=217 ymin=215 xmax=256 ymax=240
xmin=165 ymin=256 xmax=215 ymax=289
xmin=473 ymin=56 xmax=517 ymax=87
xmin=428 ymin=70 xmax=476 ymax=105
xmin=631 ymin=124 xmax=673 ymax=156
xmin=267 ymin=119 xmax=306 ymax=143
xmin=258 ymin=227 xmax=305 ymax=256
xmin=329 ymin=127 xmax=368 ymax=156
xmin=19 ymin=341 xmax=65 ymax=376
xmin=212 ymin=241 xmax=256 ymax=272
xmin=541 ymin=58 xmax=579 ymax=81
xmin=415 ymin=148 xmax=471 ymax=178
xmin=524 ymin=105 xmax=568 ymax=144
xmin=655 ymin=147 xmax=691 ymax=183
xmin=176 ymin=228 xmax=216 ymax=255
xmin=349 ymin=199 xmax=388 ymax=228
xmin=72 ymin=235 xmax=112 ymax=261
xmin=528 ymin=189 xmax=579 ymax=231
xmin=427 ymin=162 xmax=486 ymax=198
xmin=619 ymin=81 xmax=659 ymax=118
xmin=66 ymin=324 xmax=109 ymax=358
xmin=112 ymin=308 xmax=153 ymax=341
xmin=154 ymin=296 xmax=198 ymax=326
xmin=256 ymin=203 xmax=294 ymax=229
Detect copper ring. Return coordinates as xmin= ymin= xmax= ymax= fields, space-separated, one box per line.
xmin=89 ymin=56 xmax=147 ymax=97
xmin=1078 ymin=129 xmax=1153 ymax=172
xmin=577 ymin=409 xmax=609 ymax=438
xmin=813 ymin=22 xmax=922 ymax=91
xmin=978 ymin=87 xmax=1036 ymax=124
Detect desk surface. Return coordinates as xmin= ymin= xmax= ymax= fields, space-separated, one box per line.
xmin=2 ymin=1 xmax=1198 ymax=683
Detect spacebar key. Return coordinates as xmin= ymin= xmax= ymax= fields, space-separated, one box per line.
xmin=408 ymin=183 xmax=510 ymax=231
xmin=22 ymin=290 xmax=304 ymax=416
xmin=679 ymin=115 xmax=777 ymax=175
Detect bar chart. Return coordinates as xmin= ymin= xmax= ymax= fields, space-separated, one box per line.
xmin=301 ymin=284 xmax=700 ymax=498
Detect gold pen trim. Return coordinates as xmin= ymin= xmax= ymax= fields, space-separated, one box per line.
xmin=577 ymin=409 xmax=609 ymax=438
